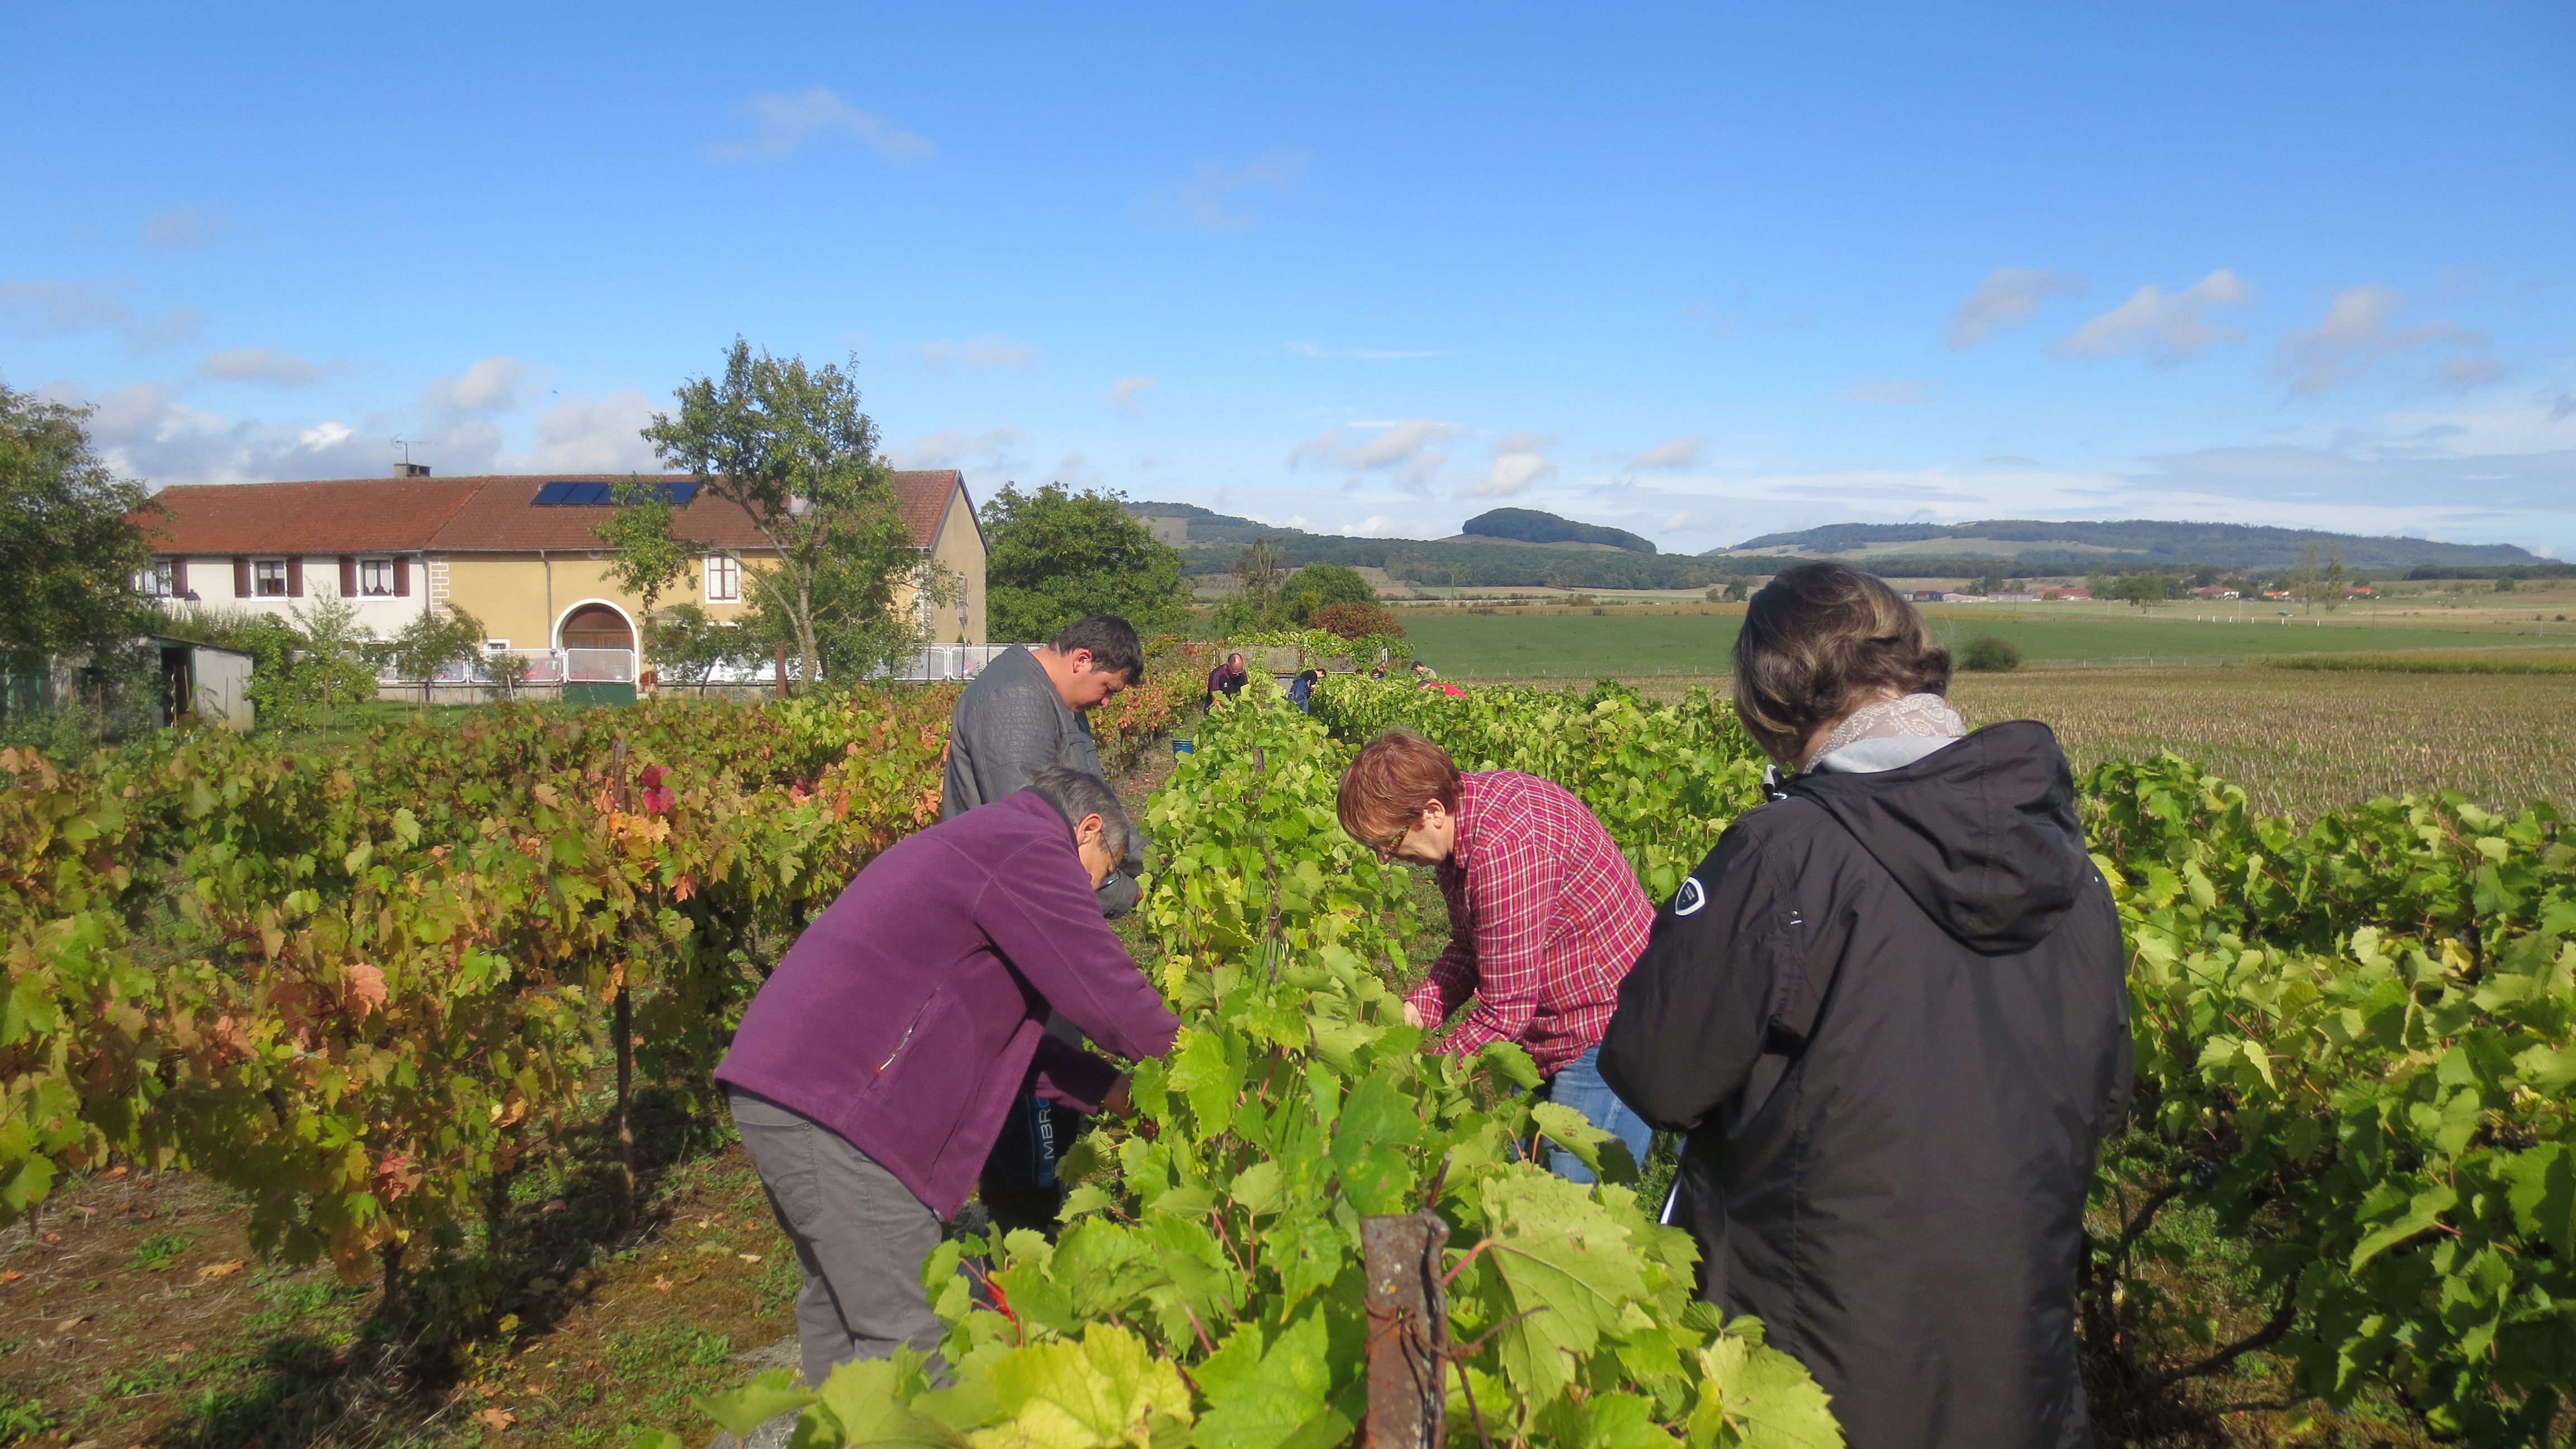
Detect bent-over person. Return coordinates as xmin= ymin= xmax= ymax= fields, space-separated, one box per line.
xmin=1337 ymin=730 xmax=1654 ymax=1182
xmin=718 ymin=769 xmax=1180 ymax=1386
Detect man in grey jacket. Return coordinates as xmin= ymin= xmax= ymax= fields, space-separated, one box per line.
xmin=943 ymin=615 xmax=1154 ymax=1238
xmin=941 ymin=615 xmax=1148 ymax=914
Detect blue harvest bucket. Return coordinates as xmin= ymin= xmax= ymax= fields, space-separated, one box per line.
xmin=1172 ymin=738 xmax=1196 ymax=758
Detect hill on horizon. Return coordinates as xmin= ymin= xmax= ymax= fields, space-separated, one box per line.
xmin=1717 ymin=519 xmax=2540 ymax=572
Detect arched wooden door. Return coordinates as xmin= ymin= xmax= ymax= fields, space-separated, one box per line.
xmin=558 ymin=603 xmax=636 ymax=681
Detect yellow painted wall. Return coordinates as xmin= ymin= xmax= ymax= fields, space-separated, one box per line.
xmin=915 ymin=485 xmax=989 ymax=645
xmin=433 ymin=490 xmax=986 ymax=666
xmin=433 ymin=553 xmax=759 ymax=666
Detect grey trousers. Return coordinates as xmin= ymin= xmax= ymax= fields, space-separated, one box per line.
xmin=728 ymin=1088 xmax=945 ymax=1386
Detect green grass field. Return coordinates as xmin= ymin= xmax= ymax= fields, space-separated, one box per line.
xmin=1397 ymin=609 xmax=2551 ymax=678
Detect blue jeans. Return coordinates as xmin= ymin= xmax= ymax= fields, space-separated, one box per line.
xmin=1546 ymin=1045 xmax=1654 ymax=1185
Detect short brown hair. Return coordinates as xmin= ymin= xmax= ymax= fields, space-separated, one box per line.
xmin=1732 ymin=563 xmax=1952 ymax=763
xmin=1336 ymin=730 xmax=1462 ymax=842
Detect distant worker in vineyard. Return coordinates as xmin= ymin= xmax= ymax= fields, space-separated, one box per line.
xmin=1598 ymin=562 xmax=2132 ymax=1449
xmin=1287 ymin=663 xmax=1327 ymax=712
xmin=1205 ymin=650 xmax=1250 ymax=705
xmin=720 ymin=767 xmax=1181 ymax=1387
xmin=1336 ymin=731 xmax=1654 ymax=1182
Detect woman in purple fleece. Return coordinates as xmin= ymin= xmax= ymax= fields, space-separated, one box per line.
xmin=717 ymin=768 xmax=1181 ymax=1386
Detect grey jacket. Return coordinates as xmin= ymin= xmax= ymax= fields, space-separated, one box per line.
xmin=941 ymin=645 xmax=1143 ymax=915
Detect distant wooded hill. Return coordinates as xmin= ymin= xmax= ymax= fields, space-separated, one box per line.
xmin=1115 ymin=501 xmax=2528 ymax=589
xmin=1451 ymin=508 xmax=1655 ymax=553
xmin=1719 ymin=519 xmax=2538 ymax=572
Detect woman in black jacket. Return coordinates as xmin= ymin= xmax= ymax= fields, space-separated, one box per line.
xmin=1599 ymin=564 xmax=2132 ymax=1449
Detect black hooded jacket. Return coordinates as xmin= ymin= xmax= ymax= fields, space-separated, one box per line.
xmin=1599 ymin=722 xmax=2132 ymax=1449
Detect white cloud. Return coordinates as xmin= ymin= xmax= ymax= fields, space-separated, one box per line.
xmin=893 ymin=426 xmax=1024 ymax=470
xmin=707 ymin=88 xmax=935 ymax=164
xmin=523 ymin=391 xmax=661 ymax=472
xmin=1469 ymin=451 xmax=1557 ymax=498
xmin=1287 ymin=419 xmax=1462 ymax=491
xmin=1832 ymin=379 xmax=1938 ymax=404
xmin=141 ymin=206 xmax=225 ymax=249
xmin=197 ymin=346 xmax=331 ymax=387
xmin=67 ymin=380 xmax=390 ymax=485
xmin=1136 ymin=149 xmax=1306 ymax=233
xmin=0 ymin=278 xmax=202 ymax=352
xmin=1104 ymin=375 xmax=1157 ymax=415
xmin=2274 ymin=285 xmax=2496 ymax=396
xmin=1944 ymin=267 xmax=2086 ymax=348
xmin=421 ymin=356 xmax=534 ymax=416
xmin=916 ymin=335 xmax=1041 ymax=371
xmin=2053 ymin=269 xmax=2257 ymax=365
xmin=1630 ymin=435 xmax=1703 ymax=470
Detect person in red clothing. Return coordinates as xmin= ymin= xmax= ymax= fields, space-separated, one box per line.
xmin=1335 ymin=730 xmax=1654 ymax=1182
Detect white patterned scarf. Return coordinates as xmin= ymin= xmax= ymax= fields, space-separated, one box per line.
xmin=1806 ymin=692 xmax=1967 ymax=773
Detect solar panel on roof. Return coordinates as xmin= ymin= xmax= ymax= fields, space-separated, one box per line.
xmin=531 ymin=479 xmax=702 ymax=506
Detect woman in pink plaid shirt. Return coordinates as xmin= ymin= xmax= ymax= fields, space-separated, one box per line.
xmin=1336 ymin=730 xmax=1654 ymax=1182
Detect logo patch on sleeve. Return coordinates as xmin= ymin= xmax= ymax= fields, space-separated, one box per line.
xmin=1672 ymin=876 xmax=1707 ymax=917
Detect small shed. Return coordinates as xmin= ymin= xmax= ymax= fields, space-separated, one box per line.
xmin=150 ymin=637 xmax=255 ymax=731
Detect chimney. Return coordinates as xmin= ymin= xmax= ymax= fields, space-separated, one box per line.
xmin=395 ymin=462 xmax=432 ymax=478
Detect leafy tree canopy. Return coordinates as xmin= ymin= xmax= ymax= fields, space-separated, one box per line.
xmin=980 ymin=482 xmax=1188 ymax=642
xmin=0 ymin=385 xmax=155 ymax=669
xmin=602 ymin=340 xmax=942 ymax=686
xmin=1280 ymin=562 xmax=1376 ymax=622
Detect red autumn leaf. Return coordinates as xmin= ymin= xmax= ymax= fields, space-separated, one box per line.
xmin=345 ymin=963 xmax=389 ymax=1017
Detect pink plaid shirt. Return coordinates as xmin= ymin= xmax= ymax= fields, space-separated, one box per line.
xmin=1403 ymin=771 xmax=1654 ymax=1075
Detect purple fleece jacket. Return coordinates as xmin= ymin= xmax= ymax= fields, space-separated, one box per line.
xmin=716 ymin=790 xmax=1180 ymax=1218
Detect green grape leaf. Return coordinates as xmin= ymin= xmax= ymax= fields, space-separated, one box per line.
xmin=1229 ymin=1159 xmax=1284 ymax=1216
xmin=1478 ymin=1169 xmax=1648 ymax=1407
xmin=1193 ymin=1313 xmax=1337 ymax=1449
xmin=698 ymin=1367 xmax=815 ymax=1437
xmin=984 ymin=1323 xmax=1195 ymax=1449
xmin=815 ymin=1357 xmax=969 ymax=1448
xmin=1688 ymin=1336 xmax=1843 ymax=1449
xmin=1530 ymin=1102 xmax=1638 ymax=1185
xmin=2504 ymin=1143 xmax=2574 ymax=1259
xmin=1478 ymin=1042 xmax=1544 ymax=1090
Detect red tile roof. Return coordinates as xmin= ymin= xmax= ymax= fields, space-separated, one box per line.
xmin=139 ymin=479 xmax=485 ymax=554
xmin=136 ymin=471 xmax=969 ymax=554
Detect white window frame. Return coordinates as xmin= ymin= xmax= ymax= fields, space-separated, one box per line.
xmin=705 ymin=553 xmax=742 ymax=602
xmin=359 ymin=558 xmax=396 ymax=596
xmin=253 ymin=558 xmax=289 ymax=597
xmin=134 ymin=561 xmax=176 ymax=597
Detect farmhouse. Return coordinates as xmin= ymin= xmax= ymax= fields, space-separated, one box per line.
xmin=131 ymin=469 xmax=987 ymax=689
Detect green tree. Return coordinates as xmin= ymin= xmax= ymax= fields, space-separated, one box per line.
xmin=1213 ymin=534 xmax=1291 ymax=634
xmin=979 ymin=482 xmax=1188 ymax=641
xmin=2285 ymin=543 xmax=2322 ymax=613
xmin=600 ymin=341 xmax=937 ymax=688
xmin=2319 ymin=546 xmax=2349 ymax=612
xmin=2114 ymin=572 xmax=2171 ymax=608
xmin=1278 ymin=562 xmax=1376 ymax=623
xmin=0 ymin=385 xmax=155 ymax=671
xmin=643 ymin=603 xmax=753 ymax=686
xmin=382 ymin=605 xmax=489 ymax=708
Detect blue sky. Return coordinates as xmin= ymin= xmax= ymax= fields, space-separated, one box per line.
xmin=7 ymin=1 xmax=2573 ymax=555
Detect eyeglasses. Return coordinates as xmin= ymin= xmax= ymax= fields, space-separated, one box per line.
xmin=1366 ymin=818 xmax=1417 ymax=860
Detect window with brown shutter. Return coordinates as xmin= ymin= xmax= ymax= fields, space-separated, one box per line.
xmin=286 ymin=558 xmax=304 ymax=597
xmin=233 ymin=557 xmax=252 ymax=596
xmin=394 ymin=558 xmax=411 ymax=596
xmin=339 ymin=556 xmax=357 ymax=595
xmin=172 ymin=558 xmax=188 ymax=597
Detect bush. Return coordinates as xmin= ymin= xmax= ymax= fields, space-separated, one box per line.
xmin=1962 ymin=633 xmax=2022 ymax=672
xmin=1312 ymin=602 xmax=1402 ymax=640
